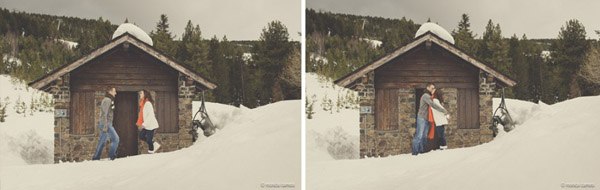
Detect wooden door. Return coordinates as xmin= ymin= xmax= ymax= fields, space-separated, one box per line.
xmin=375 ymin=88 xmax=399 ymax=130
xmin=457 ymin=88 xmax=480 ymax=129
xmin=114 ymin=92 xmax=139 ymax=157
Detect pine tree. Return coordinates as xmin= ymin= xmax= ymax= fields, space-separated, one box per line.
xmin=253 ymin=20 xmax=293 ymax=104
xmin=577 ymin=42 xmax=600 ymax=94
xmin=479 ymin=20 xmax=513 ymax=97
xmin=150 ymin=14 xmax=176 ymax=57
xmin=551 ymin=19 xmax=588 ymax=100
xmin=452 ymin=14 xmax=478 ymax=55
xmin=509 ymin=34 xmax=530 ymax=100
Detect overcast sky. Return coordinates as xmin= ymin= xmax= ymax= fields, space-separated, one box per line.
xmin=2 ymin=0 xmax=301 ymax=41
xmin=308 ymin=0 xmax=599 ymax=39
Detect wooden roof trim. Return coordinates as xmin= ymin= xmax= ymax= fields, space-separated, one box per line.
xmin=334 ymin=32 xmax=517 ymax=87
xmin=29 ymin=33 xmax=217 ymax=90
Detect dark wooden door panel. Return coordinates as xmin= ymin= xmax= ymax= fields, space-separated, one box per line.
xmin=457 ymin=88 xmax=480 ymax=129
xmin=114 ymin=92 xmax=138 ymax=157
xmin=375 ymin=88 xmax=399 ymax=130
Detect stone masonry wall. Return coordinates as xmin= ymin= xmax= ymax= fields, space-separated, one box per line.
xmin=52 ymin=73 xmax=197 ymax=163
xmin=359 ymin=70 xmax=497 ymax=158
xmin=357 ymin=71 xmax=375 ymax=158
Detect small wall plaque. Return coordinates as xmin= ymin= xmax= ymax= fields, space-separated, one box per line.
xmin=55 ymin=109 xmax=68 ymax=118
xmin=360 ymin=106 xmax=372 ymax=114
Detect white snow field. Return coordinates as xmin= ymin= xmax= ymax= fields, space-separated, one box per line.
xmin=112 ymin=23 xmax=154 ymax=46
xmin=0 ymin=75 xmax=300 ymax=190
xmin=306 ymin=72 xmax=600 ymax=190
xmin=415 ymin=22 xmax=455 ymax=44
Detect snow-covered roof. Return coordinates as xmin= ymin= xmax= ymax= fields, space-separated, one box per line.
xmin=112 ymin=23 xmax=153 ymax=46
xmin=415 ymin=22 xmax=455 ymax=44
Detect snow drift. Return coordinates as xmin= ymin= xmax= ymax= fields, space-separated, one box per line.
xmin=306 ymin=73 xmax=600 ymax=190
xmin=415 ymin=22 xmax=455 ymax=44
xmin=112 ymin=23 xmax=153 ymax=46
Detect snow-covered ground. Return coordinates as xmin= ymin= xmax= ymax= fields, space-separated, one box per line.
xmin=0 ymin=75 xmax=300 ymax=189
xmin=306 ymin=72 xmax=600 ymax=190
xmin=305 ymin=73 xmax=359 ymax=161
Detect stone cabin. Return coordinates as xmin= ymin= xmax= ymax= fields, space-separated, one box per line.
xmin=335 ymin=31 xmax=517 ymax=158
xmin=29 ymin=33 xmax=217 ymax=162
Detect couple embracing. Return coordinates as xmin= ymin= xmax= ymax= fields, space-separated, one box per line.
xmin=412 ymin=83 xmax=449 ymax=155
xmin=92 ymin=87 xmax=161 ymax=160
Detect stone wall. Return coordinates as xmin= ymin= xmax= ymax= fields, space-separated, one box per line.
xmin=478 ymin=71 xmax=495 ymax=144
xmin=357 ymin=71 xmax=375 ymax=158
xmin=52 ymin=72 xmax=197 ymax=163
xmin=358 ymin=70 xmax=497 ymax=158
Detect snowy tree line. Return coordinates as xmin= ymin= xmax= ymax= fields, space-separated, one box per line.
xmin=0 ymin=9 xmax=300 ymax=108
xmin=306 ymin=10 xmax=600 ymax=104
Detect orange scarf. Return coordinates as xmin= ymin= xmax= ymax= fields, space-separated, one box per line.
xmin=136 ymin=98 xmax=146 ymax=128
xmin=427 ymin=93 xmax=436 ymax=140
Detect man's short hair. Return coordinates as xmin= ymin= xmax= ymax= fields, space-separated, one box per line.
xmin=106 ymin=86 xmax=115 ymax=92
xmin=426 ymin=83 xmax=435 ymax=88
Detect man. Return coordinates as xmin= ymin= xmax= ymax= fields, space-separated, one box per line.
xmin=412 ymin=83 xmax=447 ymax=155
xmin=92 ymin=87 xmax=120 ymax=160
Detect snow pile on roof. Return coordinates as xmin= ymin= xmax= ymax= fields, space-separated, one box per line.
xmin=112 ymin=23 xmax=153 ymax=46
xmin=0 ymin=72 xmax=300 ymax=189
xmin=306 ymin=72 xmax=600 ymax=190
xmin=415 ymin=22 xmax=455 ymax=44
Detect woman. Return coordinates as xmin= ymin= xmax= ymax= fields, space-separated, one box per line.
xmin=431 ymin=89 xmax=449 ymax=150
xmin=136 ymin=89 xmax=161 ymax=153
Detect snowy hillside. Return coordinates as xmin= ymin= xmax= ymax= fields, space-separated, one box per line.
xmin=305 ymin=73 xmax=359 ymax=161
xmin=306 ymin=72 xmax=600 ymax=190
xmin=0 ymin=75 xmax=300 ymax=189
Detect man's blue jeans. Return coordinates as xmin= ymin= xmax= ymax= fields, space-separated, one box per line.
xmin=412 ymin=117 xmax=429 ymax=155
xmin=92 ymin=123 xmax=119 ymax=160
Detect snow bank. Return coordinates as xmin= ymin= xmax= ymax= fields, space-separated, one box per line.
xmin=415 ymin=22 xmax=455 ymax=44
xmin=305 ymin=73 xmax=359 ymax=160
xmin=0 ymin=75 xmax=55 ymax=167
xmin=0 ymin=94 xmax=300 ymax=190
xmin=307 ymin=72 xmax=600 ymax=190
xmin=112 ymin=23 xmax=153 ymax=46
